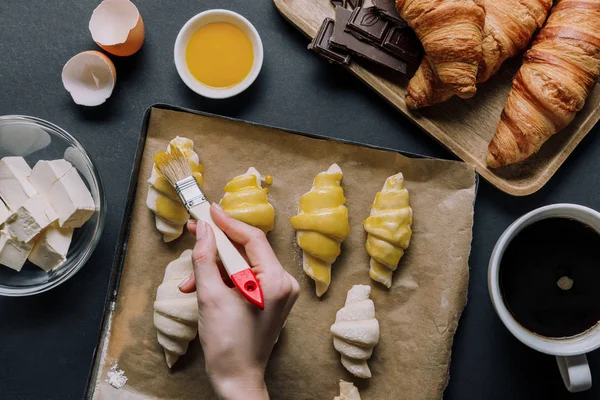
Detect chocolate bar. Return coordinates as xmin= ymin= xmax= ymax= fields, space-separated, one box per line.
xmin=346 ymin=6 xmax=389 ymax=44
xmin=347 ymin=0 xmax=364 ymax=8
xmin=308 ymin=18 xmax=351 ymax=65
xmin=330 ymin=7 xmax=409 ymax=75
xmin=330 ymin=0 xmax=363 ymax=9
xmin=372 ymin=0 xmax=407 ymax=26
xmin=382 ymin=25 xmax=422 ymax=64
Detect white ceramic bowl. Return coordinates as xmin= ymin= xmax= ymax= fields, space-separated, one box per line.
xmin=174 ymin=9 xmax=264 ymax=99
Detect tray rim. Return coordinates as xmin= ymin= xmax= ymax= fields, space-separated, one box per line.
xmin=272 ymin=0 xmax=600 ymax=197
xmin=84 ymin=103 xmax=479 ymax=398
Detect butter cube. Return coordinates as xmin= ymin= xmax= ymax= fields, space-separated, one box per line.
xmin=6 ymin=194 xmax=58 ymax=243
xmin=0 ymin=231 xmax=33 ymax=271
xmin=30 ymin=161 xmax=95 ymax=228
xmin=29 ymin=160 xmax=72 ymax=197
xmin=0 ymin=156 xmax=37 ymax=210
xmin=0 ymin=199 xmax=10 ymax=225
xmin=29 ymin=223 xmax=74 ymax=272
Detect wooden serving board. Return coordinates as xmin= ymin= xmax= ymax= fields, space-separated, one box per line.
xmin=273 ymin=0 xmax=600 ymax=196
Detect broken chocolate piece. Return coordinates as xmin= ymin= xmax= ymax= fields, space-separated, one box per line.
xmin=382 ymin=25 xmax=422 ymax=64
xmin=347 ymin=0 xmax=364 ymax=8
xmin=372 ymin=0 xmax=407 ymax=26
xmin=330 ymin=7 xmax=410 ymax=75
xmin=308 ymin=18 xmax=351 ymax=65
xmin=346 ymin=7 xmax=389 ymax=44
xmin=331 ymin=0 xmax=345 ymax=7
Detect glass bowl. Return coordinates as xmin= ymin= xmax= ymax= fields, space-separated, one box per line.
xmin=0 ymin=116 xmax=105 ymax=296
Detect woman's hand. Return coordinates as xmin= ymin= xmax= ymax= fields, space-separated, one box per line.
xmin=179 ymin=204 xmax=300 ymax=400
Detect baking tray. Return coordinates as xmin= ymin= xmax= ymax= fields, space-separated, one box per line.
xmin=84 ymin=103 xmax=479 ymax=398
xmin=273 ymin=0 xmax=600 ymax=196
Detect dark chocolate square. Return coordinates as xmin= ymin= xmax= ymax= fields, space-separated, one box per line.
xmin=308 ymin=18 xmax=351 ymax=65
xmin=330 ymin=7 xmax=408 ymax=75
xmin=372 ymin=0 xmax=407 ymax=26
xmin=382 ymin=25 xmax=423 ymax=64
xmin=346 ymin=7 xmax=389 ymax=45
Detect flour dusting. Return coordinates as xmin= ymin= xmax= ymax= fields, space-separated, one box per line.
xmin=106 ymin=362 xmax=128 ymax=389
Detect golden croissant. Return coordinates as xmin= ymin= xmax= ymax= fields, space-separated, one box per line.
xmin=290 ymin=164 xmax=350 ymax=297
xmin=153 ymin=250 xmax=198 ymax=368
xmin=147 ymin=137 xmax=204 ymax=242
xmin=331 ymin=285 xmax=379 ymax=379
xmin=396 ymin=0 xmax=486 ymax=101
xmin=487 ymin=0 xmax=600 ymax=168
xmin=220 ymin=167 xmax=275 ymax=234
xmin=406 ymin=0 xmax=552 ymax=109
xmin=364 ymin=173 xmax=413 ymax=288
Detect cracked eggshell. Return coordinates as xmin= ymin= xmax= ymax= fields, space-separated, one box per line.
xmin=61 ymin=51 xmax=116 ymax=107
xmin=89 ymin=0 xmax=145 ymax=57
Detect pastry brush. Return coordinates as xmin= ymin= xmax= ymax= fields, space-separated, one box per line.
xmin=154 ymin=145 xmax=264 ymax=309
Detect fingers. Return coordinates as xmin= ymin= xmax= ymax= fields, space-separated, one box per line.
xmin=210 ymin=204 xmax=281 ymax=272
xmin=189 ymin=221 xmax=230 ymax=298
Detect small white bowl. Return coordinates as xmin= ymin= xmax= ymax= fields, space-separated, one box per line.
xmin=174 ymin=9 xmax=264 ymax=99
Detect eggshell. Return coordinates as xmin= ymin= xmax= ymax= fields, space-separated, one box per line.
xmin=61 ymin=51 xmax=116 ymax=107
xmin=89 ymin=0 xmax=145 ymax=57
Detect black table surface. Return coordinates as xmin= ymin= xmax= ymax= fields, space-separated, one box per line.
xmin=1 ymin=1 xmax=599 ymax=399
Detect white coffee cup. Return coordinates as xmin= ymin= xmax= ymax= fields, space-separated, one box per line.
xmin=488 ymin=204 xmax=600 ymax=393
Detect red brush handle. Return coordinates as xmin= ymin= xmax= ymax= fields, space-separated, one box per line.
xmin=230 ymin=269 xmax=264 ymax=310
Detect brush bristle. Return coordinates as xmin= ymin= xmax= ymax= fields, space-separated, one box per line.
xmin=154 ymin=145 xmax=192 ymax=186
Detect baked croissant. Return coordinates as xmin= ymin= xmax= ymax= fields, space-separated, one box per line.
xmin=396 ymin=0 xmax=486 ymax=100
xmin=364 ymin=173 xmax=413 ymax=288
xmin=334 ymin=380 xmax=362 ymax=400
xmin=487 ymin=0 xmax=600 ymax=168
xmin=406 ymin=0 xmax=552 ymax=109
xmin=153 ymin=250 xmax=199 ymax=368
xmin=290 ymin=164 xmax=350 ymax=297
xmin=147 ymin=137 xmax=204 ymax=242
xmin=331 ymin=285 xmax=379 ymax=379
xmin=220 ymin=167 xmax=275 ymax=234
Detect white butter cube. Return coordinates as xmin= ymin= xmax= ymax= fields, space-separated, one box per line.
xmin=29 ymin=160 xmax=72 ymax=197
xmin=0 ymin=156 xmax=37 ymax=210
xmin=0 ymin=199 xmax=10 ymax=225
xmin=6 ymin=194 xmax=58 ymax=243
xmin=29 ymin=224 xmax=74 ymax=271
xmin=30 ymin=161 xmax=95 ymax=228
xmin=0 ymin=231 xmax=33 ymax=271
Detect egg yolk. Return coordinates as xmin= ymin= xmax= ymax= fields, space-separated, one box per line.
xmin=186 ymin=22 xmax=254 ymax=89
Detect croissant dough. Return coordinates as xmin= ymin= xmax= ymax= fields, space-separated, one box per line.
xmin=153 ymin=250 xmax=199 ymax=368
xmin=220 ymin=167 xmax=275 ymax=234
xmin=396 ymin=0 xmax=486 ymax=99
xmin=364 ymin=173 xmax=413 ymax=288
xmin=487 ymin=0 xmax=600 ymax=167
xmin=290 ymin=164 xmax=350 ymax=297
xmin=405 ymin=0 xmax=552 ymax=109
xmin=334 ymin=380 xmax=361 ymax=400
xmin=146 ymin=137 xmax=204 ymax=242
xmin=331 ymin=285 xmax=379 ymax=379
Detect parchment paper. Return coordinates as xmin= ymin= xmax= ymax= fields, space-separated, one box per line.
xmin=91 ymin=107 xmax=477 ymax=400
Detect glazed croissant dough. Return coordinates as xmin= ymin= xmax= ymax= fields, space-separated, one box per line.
xmin=146 ymin=137 xmax=204 ymax=242
xmin=364 ymin=173 xmax=413 ymax=288
xmin=290 ymin=164 xmax=350 ymax=297
xmin=331 ymin=285 xmax=380 ymax=379
xmin=334 ymin=380 xmax=361 ymax=400
xmin=220 ymin=167 xmax=275 ymax=234
xmin=153 ymin=250 xmax=199 ymax=368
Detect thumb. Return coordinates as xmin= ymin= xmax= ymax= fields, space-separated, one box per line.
xmin=189 ymin=221 xmax=229 ymax=296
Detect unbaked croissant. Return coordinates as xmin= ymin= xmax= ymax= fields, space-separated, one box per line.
xmin=331 ymin=285 xmax=379 ymax=379
xmin=364 ymin=173 xmax=413 ymax=288
xmin=153 ymin=250 xmax=199 ymax=368
xmin=396 ymin=0 xmax=486 ymax=99
xmin=487 ymin=0 xmax=600 ymax=168
xmin=290 ymin=164 xmax=350 ymax=297
xmin=406 ymin=0 xmax=552 ymax=109
xmin=220 ymin=167 xmax=275 ymax=234
xmin=334 ymin=380 xmax=362 ymax=400
xmin=147 ymin=137 xmax=204 ymax=242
